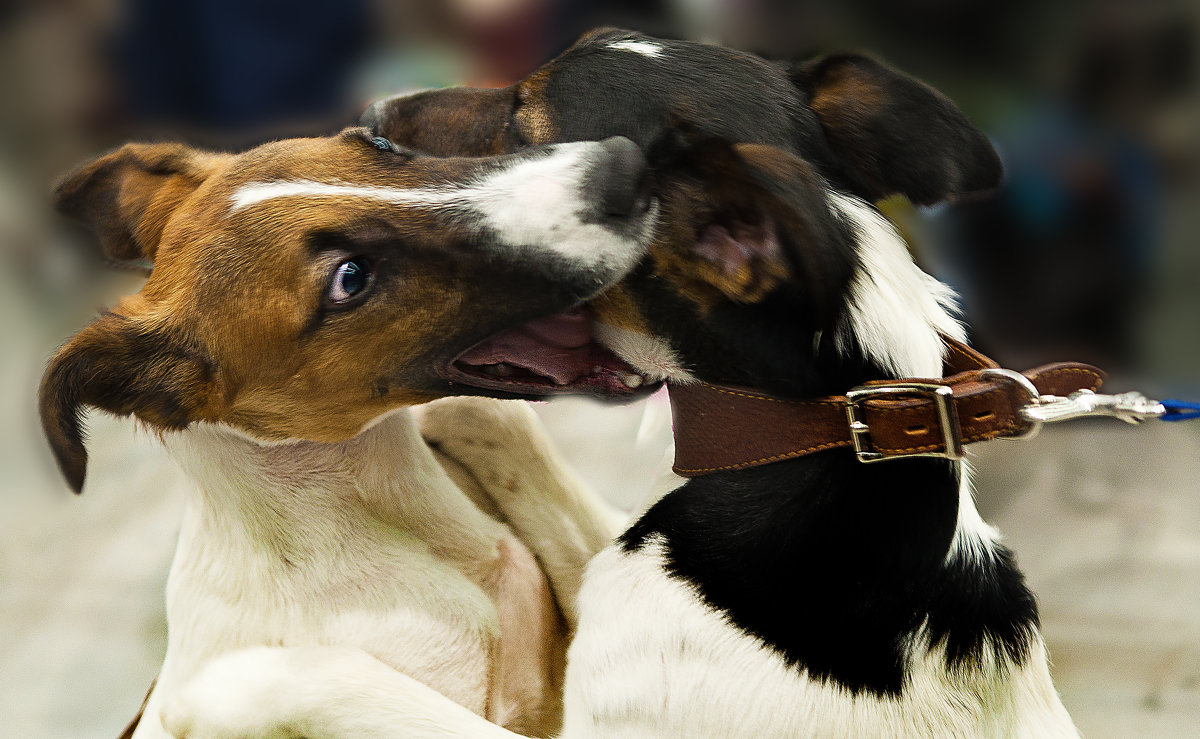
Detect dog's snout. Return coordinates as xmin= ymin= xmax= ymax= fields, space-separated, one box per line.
xmin=594 ymin=137 xmax=650 ymax=219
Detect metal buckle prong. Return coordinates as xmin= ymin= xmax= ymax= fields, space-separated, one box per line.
xmin=845 ymin=382 xmax=963 ymax=464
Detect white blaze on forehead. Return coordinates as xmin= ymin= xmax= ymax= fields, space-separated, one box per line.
xmin=229 ymin=180 xmax=463 ymax=211
xmin=227 ymin=142 xmax=653 ymax=280
xmin=605 ymin=39 xmax=665 ymax=58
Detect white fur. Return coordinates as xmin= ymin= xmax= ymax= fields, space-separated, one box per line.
xmin=416 ymin=397 xmax=624 ymax=628
xmin=593 ymin=322 xmax=697 ymax=384
xmin=162 ymin=645 xmax=519 ymax=739
xmin=946 ymin=460 xmax=1003 ymax=565
xmin=229 ymin=142 xmax=656 ymax=281
xmin=828 ymin=192 xmax=966 ymax=378
xmin=605 ymin=40 xmax=666 ymax=59
xmin=165 ymin=539 xmax=1076 ymax=738
xmin=132 ymin=410 xmax=534 ymax=738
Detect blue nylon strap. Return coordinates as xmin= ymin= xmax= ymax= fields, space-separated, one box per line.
xmin=1161 ymin=400 xmax=1200 ymax=422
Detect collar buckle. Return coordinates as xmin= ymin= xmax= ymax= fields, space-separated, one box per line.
xmin=845 ymin=382 xmax=964 ymax=463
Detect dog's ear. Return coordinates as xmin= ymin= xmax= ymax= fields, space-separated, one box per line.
xmin=360 ymin=87 xmax=514 ymax=157
xmin=790 ymin=54 xmax=1002 ymax=205
xmin=649 ymin=130 xmax=855 ymax=320
xmin=39 ymin=313 xmax=219 ymax=493
xmin=54 ymin=143 xmax=219 ymax=264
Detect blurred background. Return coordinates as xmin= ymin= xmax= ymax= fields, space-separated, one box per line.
xmin=1 ymin=0 xmax=1198 ymax=736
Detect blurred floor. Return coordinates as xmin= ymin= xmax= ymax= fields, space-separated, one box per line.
xmin=973 ymin=422 xmax=1200 ymax=739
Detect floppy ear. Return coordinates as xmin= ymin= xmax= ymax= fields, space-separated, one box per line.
xmin=790 ymin=54 xmax=1002 ymax=205
xmin=359 ymin=87 xmax=514 ymax=157
xmin=648 ymin=130 xmax=856 ymax=320
xmin=54 ymin=143 xmax=216 ymax=263
xmin=39 ymin=313 xmax=219 ymax=493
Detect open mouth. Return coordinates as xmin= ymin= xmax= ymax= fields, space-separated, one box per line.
xmin=448 ymin=306 xmax=655 ymax=398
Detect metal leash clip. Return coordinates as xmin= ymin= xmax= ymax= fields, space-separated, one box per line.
xmin=977 ymin=368 xmax=1168 ymax=441
xmin=1020 ymin=389 xmax=1167 ymax=426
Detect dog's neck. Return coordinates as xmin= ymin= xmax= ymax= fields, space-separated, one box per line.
xmin=161 ymin=410 xmax=505 ymax=573
xmin=130 ymin=410 xmax=512 ymax=737
xmin=622 ymin=197 xmax=1040 ymax=697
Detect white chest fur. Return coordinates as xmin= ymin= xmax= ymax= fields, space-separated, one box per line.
xmin=134 ymin=411 xmax=510 ymax=737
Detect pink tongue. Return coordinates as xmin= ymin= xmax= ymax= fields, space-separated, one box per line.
xmin=521 ymin=307 xmax=592 ymax=347
xmin=457 ymin=308 xmax=597 ymax=385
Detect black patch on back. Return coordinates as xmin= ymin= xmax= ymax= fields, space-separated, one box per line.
xmin=619 ymin=455 xmax=1039 ymax=697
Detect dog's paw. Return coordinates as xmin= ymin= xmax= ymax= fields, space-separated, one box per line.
xmin=418 ymin=397 xmax=544 ymax=452
xmin=161 ymin=646 xmax=498 ymax=738
xmin=159 ymin=647 xmax=305 ymax=738
xmin=418 ymin=397 xmax=559 ymax=485
xmin=418 ymin=396 xmax=619 ymax=555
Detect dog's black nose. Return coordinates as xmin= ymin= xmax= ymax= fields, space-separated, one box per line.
xmin=595 ymin=137 xmax=650 ymax=218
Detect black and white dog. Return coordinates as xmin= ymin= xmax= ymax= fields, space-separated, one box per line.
xmin=161 ymin=29 xmax=1079 ymax=737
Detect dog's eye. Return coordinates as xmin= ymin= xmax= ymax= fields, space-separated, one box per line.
xmin=328 ymin=257 xmax=373 ymax=305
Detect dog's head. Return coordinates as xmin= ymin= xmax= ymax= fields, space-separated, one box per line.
xmin=362 ymin=28 xmax=1001 ymax=205
xmin=42 ymin=128 xmax=656 ymax=492
xmin=583 ymin=130 xmax=968 ymax=397
xmin=362 ymin=30 xmax=1000 ymax=395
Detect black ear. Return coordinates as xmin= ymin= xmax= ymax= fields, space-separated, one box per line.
xmin=54 ymin=143 xmax=216 ymax=264
xmin=790 ymin=54 xmax=1002 ymax=205
xmin=648 ymin=129 xmax=856 ymax=320
xmin=39 ymin=313 xmax=218 ymax=493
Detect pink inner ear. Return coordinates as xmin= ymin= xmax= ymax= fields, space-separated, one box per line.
xmin=693 ymin=218 xmax=782 ymax=274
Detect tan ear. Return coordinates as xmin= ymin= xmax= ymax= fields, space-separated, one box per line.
xmin=39 ymin=313 xmax=219 ymax=493
xmin=53 ymin=143 xmax=219 ymax=263
xmin=790 ymin=54 xmax=1003 ymax=205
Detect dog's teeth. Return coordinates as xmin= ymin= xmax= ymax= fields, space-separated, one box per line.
xmin=484 ymin=363 xmax=515 ymax=377
xmin=620 ymin=373 xmax=644 ymax=388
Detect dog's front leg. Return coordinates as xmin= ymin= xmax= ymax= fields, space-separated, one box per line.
xmin=418 ymin=397 xmax=623 ymax=627
xmin=160 ymin=646 xmax=520 ymax=739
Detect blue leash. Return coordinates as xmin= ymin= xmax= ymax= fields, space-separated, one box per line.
xmin=1162 ymin=399 xmax=1200 ymax=422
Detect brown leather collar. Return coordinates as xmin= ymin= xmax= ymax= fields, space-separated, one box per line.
xmin=669 ymin=338 xmax=1105 ymax=476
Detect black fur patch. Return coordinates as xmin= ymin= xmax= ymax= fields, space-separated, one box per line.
xmin=539 ymin=30 xmax=829 ymax=157
xmin=620 ymin=455 xmax=1039 ymax=697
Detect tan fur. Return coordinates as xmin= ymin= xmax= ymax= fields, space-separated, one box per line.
xmin=589 ymin=286 xmax=648 ymax=333
xmin=515 ymin=69 xmax=558 ymax=146
xmin=484 ymin=538 xmax=568 ymax=735
xmin=42 ymin=129 xmax=543 ymax=483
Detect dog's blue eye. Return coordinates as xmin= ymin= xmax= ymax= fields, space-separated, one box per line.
xmin=371 ymin=136 xmax=394 ymax=152
xmin=329 ymin=257 xmax=372 ymax=304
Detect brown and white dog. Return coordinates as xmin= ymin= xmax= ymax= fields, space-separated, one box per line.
xmin=159 ymin=30 xmax=1080 ymax=738
xmin=40 ymin=128 xmax=660 ymax=736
